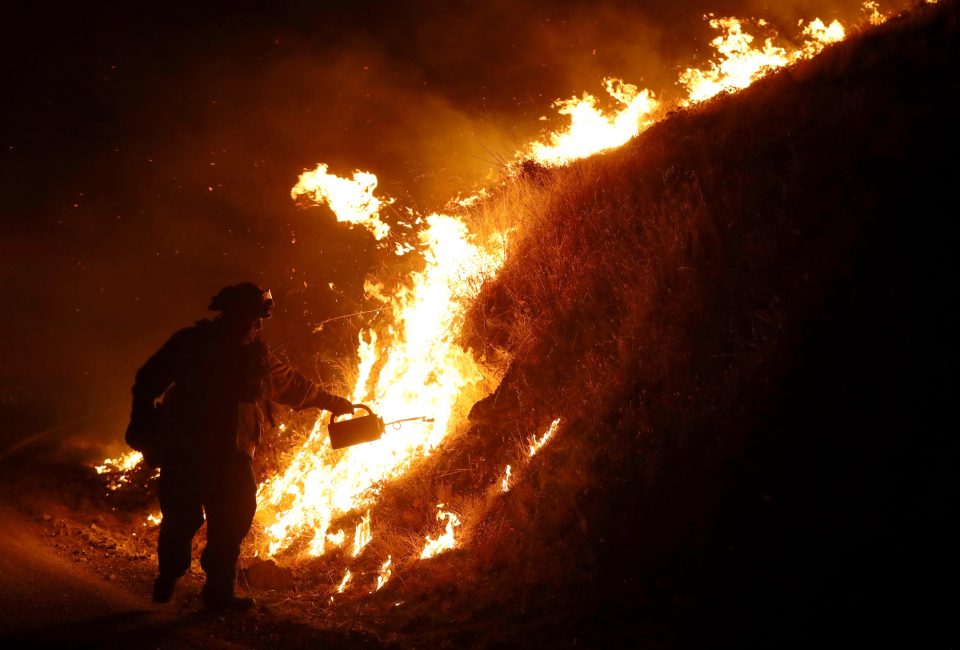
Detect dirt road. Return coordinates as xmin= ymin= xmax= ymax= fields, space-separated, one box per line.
xmin=0 ymin=501 xmax=224 ymax=649
xmin=0 ymin=452 xmax=394 ymax=649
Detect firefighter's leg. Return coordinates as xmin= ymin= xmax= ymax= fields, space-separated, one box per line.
xmin=200 ymin=451 xmax=257 ymax=608
xmin=155 ymin=463 xmax=204 ymax=602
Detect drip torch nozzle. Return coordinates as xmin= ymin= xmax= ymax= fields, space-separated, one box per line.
xmin=383 ymin=416 xmax=435 ymax=430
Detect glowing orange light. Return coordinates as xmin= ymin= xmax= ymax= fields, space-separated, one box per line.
xmin=525 ymin=78 xmax=658 ymax=167
xmin=420 ymin=505 xmax=461 ymax=559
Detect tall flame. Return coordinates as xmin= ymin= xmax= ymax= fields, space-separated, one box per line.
xmin=259 ymin=169 xmax=505 ymax=558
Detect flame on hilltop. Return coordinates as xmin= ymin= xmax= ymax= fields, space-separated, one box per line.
xmin=526 ymin=78 xmax=659 ymax=167
xmin=680 ymin=15 xmax=846 ymax=105
xmin=863 ymin=1 xmax=890 ymax=25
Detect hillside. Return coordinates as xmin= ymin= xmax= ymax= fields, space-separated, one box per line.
xmin=438 ymin=1 xmax=957 ymax=646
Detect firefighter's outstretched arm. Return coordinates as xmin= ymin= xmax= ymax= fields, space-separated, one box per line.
xmin=266 ymin=354 xmax=353 ymax=415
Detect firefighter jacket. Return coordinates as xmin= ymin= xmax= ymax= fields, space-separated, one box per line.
xmin=128 ymin=319 xmax=342 ymax=460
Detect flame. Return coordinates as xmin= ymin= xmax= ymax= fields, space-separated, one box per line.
xmin=95 ymin=450 xmax=143 ymax=475
xmin=525 ymin=78 xmax=658 ymax=167
xmin=680 ymin=16 xmax=846 ymax=106
xmin=501 ymin=465 xmax=512 ymax=493
xmin=258 ymin=167 xmax=505 ymax=558
xmin=679 ymin=17 xmax=790 ymax=104
xmin=94 ymin=451 xmax=145 ymax=491
xmin=336 ymin=569 xmax=352 ymax=593
xmin=528 ymin=419 xmax=561 ymax=457
xmin=291 ymin=163 xmax=393 ymax=240
xmin=352 ymin=510 xmax=372 ymax=557
xmin=375 ymin=555 xmax=392 ymax=591
xmin=862 ymin=1 xmax=888 ymax=26
xmin=420 ymin=505 xmax=461 ymax=559
xmin=799 ymin=18 xmax=846 ymax=57
xmin=145 ymin=512 xmax=162 ymax=527
xmin=453 ymin=189 xmax=489 ymax=208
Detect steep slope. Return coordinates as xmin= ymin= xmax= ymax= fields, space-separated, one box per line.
xmin=428 ymin=2 xmax=957 ymax=647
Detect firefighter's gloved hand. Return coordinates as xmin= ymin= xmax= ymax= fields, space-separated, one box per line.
xmin=141 ymin=445 xmax=165 ymax=469
xmin=328 ymin=396 xmax=355 ymax=417
xmin=125 ymin=406 xmax=159 ymax=456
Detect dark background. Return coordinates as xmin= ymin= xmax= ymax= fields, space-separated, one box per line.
xmin=0 ymin=0 xmax=894 ymax=454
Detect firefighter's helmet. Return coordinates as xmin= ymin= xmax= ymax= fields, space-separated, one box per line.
xmin=208 ymin=282 xmax=274 ymax=319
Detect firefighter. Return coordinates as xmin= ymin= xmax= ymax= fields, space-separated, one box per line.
xmin=125 ymin=282 xmax=354 ymax=612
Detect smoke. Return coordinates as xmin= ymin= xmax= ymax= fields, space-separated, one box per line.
xmin=0 ymin=0 xmax=905 ymax=452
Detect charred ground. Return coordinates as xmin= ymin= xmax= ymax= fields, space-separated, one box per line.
xmin=3 ymin=1 xmax=958 ymax=648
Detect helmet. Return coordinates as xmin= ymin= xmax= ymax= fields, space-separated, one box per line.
xmin=208 ymin=282 xmax=274 ymax=319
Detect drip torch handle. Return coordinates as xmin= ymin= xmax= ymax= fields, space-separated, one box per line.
xmin=330 ymin=403 xmax=373 ymax=423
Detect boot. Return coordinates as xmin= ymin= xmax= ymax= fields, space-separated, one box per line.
xmin=202 ymin=582 xmax=254 ymax=613
xmin=152 ymin=574 xmax=179 ymax=604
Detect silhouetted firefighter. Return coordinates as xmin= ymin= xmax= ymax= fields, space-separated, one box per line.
xmin=125 ymin=282 xmax=354 ymax=611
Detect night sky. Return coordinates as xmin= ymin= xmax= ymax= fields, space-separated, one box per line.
xmin=0 ymin=0 xmax=888 ymax=449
